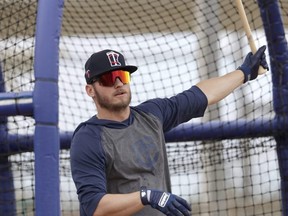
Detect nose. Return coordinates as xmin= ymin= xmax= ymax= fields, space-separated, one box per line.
xmin=114 ymin=77 xmax=124 ymax=88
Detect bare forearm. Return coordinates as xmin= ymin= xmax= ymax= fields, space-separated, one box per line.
xmin=196 ymin=70 xmax=244 ymax=105
xmin=93 ymin=192 xmax=144 ymax=216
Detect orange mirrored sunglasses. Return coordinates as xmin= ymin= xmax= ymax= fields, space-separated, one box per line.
xmin=92 ymin=70 xmax=131 ymax=86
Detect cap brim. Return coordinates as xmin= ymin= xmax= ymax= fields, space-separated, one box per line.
xmin=121 ymin=65 xmax=138 ymax=73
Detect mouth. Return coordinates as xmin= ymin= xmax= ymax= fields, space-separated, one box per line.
xmin=114 ymin=90 xmax=126 ymax=96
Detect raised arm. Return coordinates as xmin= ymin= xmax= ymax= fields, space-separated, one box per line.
xmin=196 ymin=45 xmax=269 ymax=105
xmin=196 ymin=70 xmax=244 ymax=105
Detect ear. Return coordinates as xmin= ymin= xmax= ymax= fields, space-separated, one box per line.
xmin=85 ymin=84 xmax=95 ymax=97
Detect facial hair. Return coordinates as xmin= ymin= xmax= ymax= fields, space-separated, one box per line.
xmin=93 ymin=86 xmax=131 ymax=112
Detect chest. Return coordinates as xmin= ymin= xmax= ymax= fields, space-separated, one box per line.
xmin=101 ymin=115 xmax=166 ymax=175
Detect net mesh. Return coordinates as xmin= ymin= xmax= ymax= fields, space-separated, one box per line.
xmin=1 ymin=0 xmax=287 ymax=215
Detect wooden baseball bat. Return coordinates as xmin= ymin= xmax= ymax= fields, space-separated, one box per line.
xmin=236 ymin=0 xmax=266 ymax=74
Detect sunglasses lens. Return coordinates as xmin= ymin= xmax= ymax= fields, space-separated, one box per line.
xmin=98 ymin=70 xmax=130 ymax=86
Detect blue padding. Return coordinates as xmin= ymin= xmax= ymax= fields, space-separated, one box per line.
xmin=258 ymin=0 xmax=288 ymax=215
xmin=34 ymin=125 xmax=60 ymax=216
xmin=0 ymin=157 xmax=16 ymax=216
xmin=165 ymin=118 xmax=285 ymax=142
xmin=0 ymin=117 xmax=286 ymax=154
xmin=33 ymin=0 xmax=63 ymax=215
xmin=0 ymin=92 xmax=33 ymax=116
xmin=33 ymin=81 xmax=58 ymax=124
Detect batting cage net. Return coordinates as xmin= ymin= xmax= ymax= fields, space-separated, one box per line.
xmin=1 ymin=0 xmax=288 ymax=215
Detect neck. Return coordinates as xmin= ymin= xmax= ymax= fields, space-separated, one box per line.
xmin=97 ymin=107 xmax=130 ymax=122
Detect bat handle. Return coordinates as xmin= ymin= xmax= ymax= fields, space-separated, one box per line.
xmin=249 ymin=37 xmax=267 ymax=75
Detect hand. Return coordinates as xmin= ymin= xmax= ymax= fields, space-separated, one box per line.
xmin=238 ymin=45 xmax=269 ymax=83
xmin=140 ymin=186 xmax=191 ymax=216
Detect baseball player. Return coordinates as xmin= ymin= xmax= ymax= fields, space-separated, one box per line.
xmin=70 ymin=46 xmax=268 ymax=216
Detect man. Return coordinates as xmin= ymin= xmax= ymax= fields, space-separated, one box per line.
xmin=70 ymin=47 xmax=269 ymax=216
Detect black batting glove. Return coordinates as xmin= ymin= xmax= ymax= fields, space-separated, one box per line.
xmin=140 ymin=186 xmax=191 ymax=216
xmin=237 ymin=45 xmax=269 ymax=83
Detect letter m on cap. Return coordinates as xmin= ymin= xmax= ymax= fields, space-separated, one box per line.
xmin=106 ymin=51 xmax=121 ymax=67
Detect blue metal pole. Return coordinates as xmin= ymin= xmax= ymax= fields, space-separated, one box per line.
xmin=257 ymin=0 xmax=288 ymax=215
xmin=0 ymin=63 xmax=16 ymax=215
xmin=33 ymin=0 xmax=63 ymax=215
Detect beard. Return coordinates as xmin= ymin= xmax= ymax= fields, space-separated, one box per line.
xmin=94 ymin=87 xmax=131 ymax=112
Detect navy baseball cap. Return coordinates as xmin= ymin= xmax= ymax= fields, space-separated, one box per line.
xmin=84 ymin=49 xmax=138 ymax=84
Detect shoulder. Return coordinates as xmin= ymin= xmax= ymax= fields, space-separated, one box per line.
xmin=132 ymin=100 xmax=163 ymax=120
xmin=71 ymin=117 xmax=104 ymax=158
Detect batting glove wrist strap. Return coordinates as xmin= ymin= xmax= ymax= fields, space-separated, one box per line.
xmin=140 ymin=187 xmax=192 ymax=216
xmin=237 ymin=64 xmax=251 ymax=83
xmin=140 ymin=186 xmax=149 ymax=205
